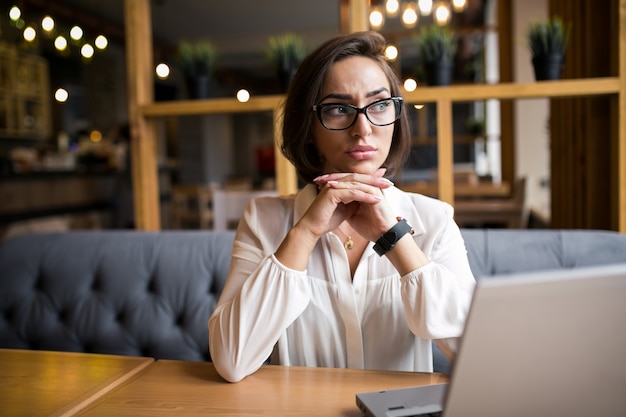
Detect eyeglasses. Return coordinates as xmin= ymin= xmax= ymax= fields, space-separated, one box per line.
xmin=312 ymin=97 xmax=403 ymax=130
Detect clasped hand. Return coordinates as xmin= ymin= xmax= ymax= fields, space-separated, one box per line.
xmin=303 ymin=168 xmax=397 ymax=243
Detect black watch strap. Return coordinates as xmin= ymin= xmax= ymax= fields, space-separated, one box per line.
xmin=373 ymin=218 xmax=413 ymax=257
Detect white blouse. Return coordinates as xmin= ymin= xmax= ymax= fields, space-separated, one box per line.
xmin=208 ymin=184 xmax=476 ymax=382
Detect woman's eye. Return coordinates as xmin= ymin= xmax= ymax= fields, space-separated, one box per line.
xmin=323 ymin=105 xmax=350 ymax=116
xmin=369 ymin=100 xmax=391 ymax=113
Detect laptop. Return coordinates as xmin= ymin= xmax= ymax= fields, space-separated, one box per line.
xmin=356 ymin=263 xmax=626 ymax=417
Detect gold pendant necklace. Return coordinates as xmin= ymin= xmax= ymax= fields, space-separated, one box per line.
xmin=336 ymin=224 xmax=354 ymax=250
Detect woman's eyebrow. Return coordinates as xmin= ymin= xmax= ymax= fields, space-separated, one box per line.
xmin=318 ymin=87 xmax=391 ymax=102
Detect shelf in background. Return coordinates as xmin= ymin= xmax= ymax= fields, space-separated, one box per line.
xmin=141 ymin=95 xmax=284 ymax=117
xmin=139 ymin=77 xmax=620 ymax=119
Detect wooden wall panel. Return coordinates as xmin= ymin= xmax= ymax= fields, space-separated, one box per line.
xmin=549 ymin=0 xmax=618 ymax=229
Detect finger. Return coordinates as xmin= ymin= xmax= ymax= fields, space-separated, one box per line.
xmin=315 ymin=173 xmax=394 ymax=189
xmin=325 ymin=181 xmax=383 ymax=204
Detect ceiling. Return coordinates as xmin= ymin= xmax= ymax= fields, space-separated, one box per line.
xmin=11 ymin=0 xmax=341 ymax=90
xmin=49 ymin=0 xmax=343 ymax=64
xmin=10 ymin=1 xmax=487 ymax=93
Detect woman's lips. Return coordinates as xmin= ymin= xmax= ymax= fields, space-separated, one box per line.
xmin=346 ymin=146 xmax=376 ymax=160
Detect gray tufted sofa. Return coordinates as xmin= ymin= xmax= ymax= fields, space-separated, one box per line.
xmin=1 ymin=229 xmax=626 ymax=372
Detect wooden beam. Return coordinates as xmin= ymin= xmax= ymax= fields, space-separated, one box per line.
xmin=617 ymin=0 xmax=626 ymax=233
xmin=436 ymin=99 xmax=454 ymax=205
xmin=273 ymin=106 xmax=298 ymax=196
xmin=125 ymin=0 xmax=160 ymax=230
xmin=404 ymin=78 xmax=620 ymax=103
xmin=348 ymin=0 xmax=369 ymax=32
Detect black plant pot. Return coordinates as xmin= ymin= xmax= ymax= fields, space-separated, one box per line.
xmin=186 ymin=75 xmax=211 ymax=99
xmin=424 ymin=60 xmax=454 ymax=86
xmin=532 ymin=54 xmax=563 ymax=81
xmin=277 ymin=67 xmax=297 ymax=93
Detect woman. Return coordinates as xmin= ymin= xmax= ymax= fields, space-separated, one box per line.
xmin=209 ymin=31 xmax=475 ymax=383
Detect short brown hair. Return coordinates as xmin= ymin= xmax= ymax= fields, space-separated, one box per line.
xmin=280 ymin=31 xmax=411 ymax=184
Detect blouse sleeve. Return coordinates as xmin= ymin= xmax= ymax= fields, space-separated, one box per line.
xmin=208 ymin=203 xmax=311 ymax=383
xmin=399 ymin=210 xmax=476 ymax=344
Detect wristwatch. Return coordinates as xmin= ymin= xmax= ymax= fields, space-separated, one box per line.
xmin=373 ymin=218 xmax=414 ymax=257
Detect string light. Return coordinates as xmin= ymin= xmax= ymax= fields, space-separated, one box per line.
xmin=385 ymin=0 xmax=400 ymax=18
xmin=369 ymin=7 xmax=385 ymax=30
xmin=9 ymin=6 xmax=21 ymax=20
xmin=452 ymin=0 xmax=467 ymax=12
xmin=55 ymin=88 xmax=69 ymax=102
xmin=81 ymin=43 xmax=94 ymax=58
xmin=401 ymin=3 xmax=419 ymax=28
xmin=418 ymin=0 xmax=434 ymax=16
xmin=434 ymin=1 xmax=451 ymax=25
xmin=41 ymin=16 xmax=55 ymax=32
xmin=236 ymin=89 xmax=250 ymax=103
xmin=155 ymin=63 xmax=170 ymax=79
xmin=403 ymin=78 xmax=418 ymax=92
xmin=54 ymin=35 xmax=68 ymax=51
xmin=385 ymin=44 xmax=398 ymax=61
xmin=23 ymin=26 xmax=37 ymax=42
xmin=5 ymin=6 xmax=110 ymax=57
xmin=94 ymin=35 xmax=108 ymax=49
xmin=368 ymin=0 xmax=464 ymax=30
xmin=70 ymin=25 xmax=83 ymax=41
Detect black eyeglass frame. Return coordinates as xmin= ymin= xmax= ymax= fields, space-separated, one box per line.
xmin=312 ymin=97 xmax=404 ymax=131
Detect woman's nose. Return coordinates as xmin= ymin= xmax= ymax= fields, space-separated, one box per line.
xmin=349 ymin=112 xmax=372 ymax=137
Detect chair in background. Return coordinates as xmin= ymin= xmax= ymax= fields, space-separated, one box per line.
xmin=453 ymin=177 xmax=528 ymax=229
xmin=212 ymin=188 xmax=277 ymax=231
xmin=170 ymin=184 xmax=213 ymax=229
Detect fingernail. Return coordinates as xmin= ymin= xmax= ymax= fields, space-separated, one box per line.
xmin=313 ymin=174 xmax=329 ymax=182
xmin=382 ymin=178 xmax=394 ymax=186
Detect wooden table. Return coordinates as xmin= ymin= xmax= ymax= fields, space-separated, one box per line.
xmin=0 ymin=349 xmax=154 ymax=417
xmin=77 ymin=361 xmax=448 ymax=417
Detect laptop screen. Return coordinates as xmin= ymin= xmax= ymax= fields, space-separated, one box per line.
xmin=357 ymin=263 xmax=626 ymax=417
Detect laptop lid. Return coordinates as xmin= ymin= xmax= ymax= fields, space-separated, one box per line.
xmin=356 ymin=263 xmax=626 ymax=417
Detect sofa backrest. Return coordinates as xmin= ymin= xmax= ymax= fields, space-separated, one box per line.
xmin=1 ymin=228 xmax=625 ymax=364
xmin=0 ymin=230 xmax=235 ymax=361
xmin=460 ymin=229 xmax=626 ymax=279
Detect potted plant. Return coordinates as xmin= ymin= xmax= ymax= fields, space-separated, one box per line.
xmin=266 ymin=33 xmax=307 ymax=92
xmin=526 ymin=16 xmax=571 ymax=81
xmin=177 ymin=40 xmax=218 ymax=99
xmin=413 ymin=25 xmax=457 ymax=86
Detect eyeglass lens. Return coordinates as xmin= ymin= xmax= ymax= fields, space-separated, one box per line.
xmin=317 ymin=98 xmax=401 ymax=130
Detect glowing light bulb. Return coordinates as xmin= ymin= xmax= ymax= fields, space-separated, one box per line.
xmin=55 ymin=36 xmax=68 ymax=51
xmin=452 ymin=0 xmax=467 ymax=12
xmin=404 ymin=78 xmax=418 ymax=92
xmin=70 ymin=26 xmax=83 ymax=41
xmin=9 ymin=6 xmax=21 ymax=21
xmin=434 ymin=1 xmax=451 ymax=25
xmin=81 ymin=44 xmax=94 ymax=58
xmin=90 ymin=130 xmax=102 ymax=143
xmin=402 ymin=4 xmax=418 ymax=28
xmin=418 ymin=0 xmax=433 ymax=16
xmin=385 ymin=0 xmax=399 ymax=17
xmin=23 ymin=26 xmax=37 ymax=42
xmin=155 ymin=63 xmax=170 ymax=79
xmin=42 ymin=16 xmax=55 ymax=32
xmin=236 ymin=89 xmax=250 ymax=103
xmin=369 ymin=8 xmax=384 ymax=29
xmin=95 ymin=35 xmax=108 ymax=49
xmin=385 ymin=45 xmax=398 ymax=61
xmin=55 ymin=88 xmax=69 ymax=102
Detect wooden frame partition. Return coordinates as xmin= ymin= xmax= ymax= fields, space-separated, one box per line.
xmin=125 ymin=0 xmax=626 ymax=233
